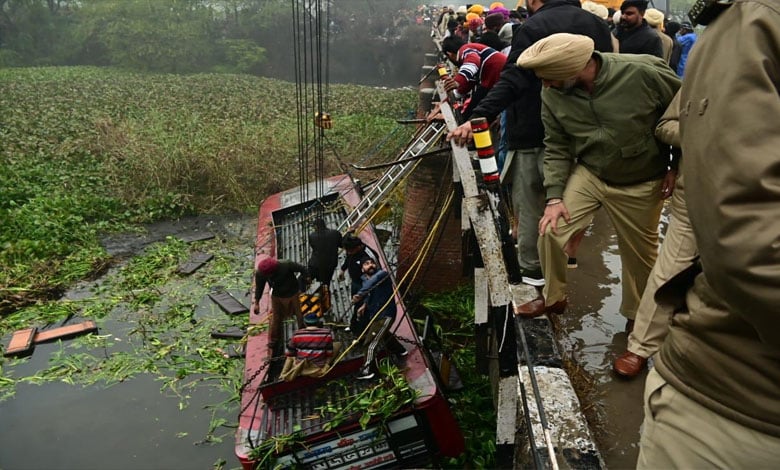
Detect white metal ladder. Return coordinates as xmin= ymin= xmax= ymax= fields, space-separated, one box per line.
xmin=339 ymin=120 xmax=447 ymax=231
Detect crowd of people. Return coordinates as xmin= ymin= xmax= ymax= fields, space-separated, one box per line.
xmin=432 ymin=1 xmax=778 ymax=468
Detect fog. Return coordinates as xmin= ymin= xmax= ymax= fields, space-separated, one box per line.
xmin=0 ymin=0 xmax=441 ymax=87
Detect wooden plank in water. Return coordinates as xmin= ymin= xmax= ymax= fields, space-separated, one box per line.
xmin=177 ymin=231 xmax=215 ymax=243
xmin=4 ymin=327 xmax=38 ymax=357
xmin=177 ymin=251 xmax=214 ymax=275
xmin=210 ymin=327 xmax=246 ymax=339
xmin=34 ymin=321 xmax=98 ymax=344
xmin=208 ymin=291 xmax=249 ymax=315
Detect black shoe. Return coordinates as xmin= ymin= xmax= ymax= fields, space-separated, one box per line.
xmin=520 ymin=268 xmax=545 ymax=287
xmin=567 ymin=257 xmax=578 ymax=269
xmin=357 ymin=367 xmax=375 ymax=380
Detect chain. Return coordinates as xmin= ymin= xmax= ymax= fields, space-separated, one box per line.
xmin=237 ymin=356 xmax=284 ymax=416
xmin=394 ymin=334 xmax=418 ymax=347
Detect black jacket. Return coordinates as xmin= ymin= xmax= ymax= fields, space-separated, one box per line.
xmin=340 ymin=244 xmax=379 ymax=284
xmin=255 ymin=260 xmax=307 ymax=300
xmin=307 ymin=228 xmax=342 ymax=281
xmin=471 ymin=0 xmax=614 ymax=150
xmin=615 ymin=21 xmax=664 ymax=57
xmin=668 ymin=36 xmax=682 ymax=74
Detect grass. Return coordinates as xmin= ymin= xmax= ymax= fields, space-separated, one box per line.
xmin=0 ymin=66 xmax=417 ymax=314
xmin=0 ymin=66 xmax=500 ymax=465
xmin=419 ymin=286 xmax=497 ymax=469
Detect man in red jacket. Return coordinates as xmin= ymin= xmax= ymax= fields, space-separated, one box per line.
xmin=440 ymin=36 xmax=507 ymax=119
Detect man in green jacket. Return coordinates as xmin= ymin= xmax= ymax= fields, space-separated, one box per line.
xmin=514 ymin=33 xmax=680 ymax=323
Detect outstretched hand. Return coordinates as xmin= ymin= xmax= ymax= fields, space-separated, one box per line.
xmin=447 ymin=121 xmax=473 ymax=147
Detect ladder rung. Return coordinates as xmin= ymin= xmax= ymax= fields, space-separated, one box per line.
xmin=340 ymin=121 xmax=448 ymax=231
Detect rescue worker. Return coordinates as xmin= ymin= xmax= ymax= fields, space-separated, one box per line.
xmin=514 ymin=33 xmax=679 ymax=324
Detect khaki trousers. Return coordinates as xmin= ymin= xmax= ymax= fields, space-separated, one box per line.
xmin=628 ymin=174 xmax=697 ymax=357
xmin=638 ymin=368 xmax=780 ymax=468
xmin=539 ymin=166 xmax=663 ymax=317
xmin=269 ymin=294 xmax=303 ymax=348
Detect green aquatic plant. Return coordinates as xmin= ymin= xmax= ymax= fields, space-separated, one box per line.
xmin=419 ymin=286 xmax=498 ymax=469
xmin=0 ymin=66 xmax=416 ymax=313
xmin=316 ymin=359 xmax=420 ymax=432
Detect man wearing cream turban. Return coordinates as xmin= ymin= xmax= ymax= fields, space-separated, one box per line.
xmin=644 ymin=8 xmax=674 ymax=64
xmin=448 ymin=0 xmax=614 ymax=292
xmin=513 ymin=33 xmax=680 ymax=325
xmin=516 ymin=33 xmax=594 ymax=83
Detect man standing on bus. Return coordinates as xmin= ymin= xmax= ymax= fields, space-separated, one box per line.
xmin=352 ymin=257 xmax=407 ymax=380
xmin=254 ymin=257 xmax=307 ymax=356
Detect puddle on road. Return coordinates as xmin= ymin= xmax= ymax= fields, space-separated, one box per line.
xmin=559 ymin=207 xmax=671 ymax=469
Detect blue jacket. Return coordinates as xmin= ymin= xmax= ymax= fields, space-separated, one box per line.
xmin=357 ymin=270 xmax=396 ymax=320
xmin=676 ymin=32 xmax=697 ymax=76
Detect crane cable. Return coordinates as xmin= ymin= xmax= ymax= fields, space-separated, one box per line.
xmin=291 ymin=0 xmax=331 ymax=208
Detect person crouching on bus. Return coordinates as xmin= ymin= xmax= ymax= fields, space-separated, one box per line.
xmin=254 ymin=257 xmax=307 ymax=357
xmin=351 ymin=257 xmax=408 ymax=380
xmin=280 ymin=313 xmax=340 ymax=381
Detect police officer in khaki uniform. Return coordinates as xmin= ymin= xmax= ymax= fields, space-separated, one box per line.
xmin=638 ymin=1 xmax=780 ymax=466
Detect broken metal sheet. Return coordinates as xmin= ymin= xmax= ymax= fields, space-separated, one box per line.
xmin=177 ymin=231 xmax=216 ymax=243
xmin=177 ymin=251 xmax=214 ymax=275
xmin=208 ymin=291 xmax=249 ymax=315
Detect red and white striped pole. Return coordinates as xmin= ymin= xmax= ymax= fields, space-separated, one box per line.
xmin=471 ymin=117 xmax=500 ymax=186
xmin=437 ymin=64 xmax=463 ymax=123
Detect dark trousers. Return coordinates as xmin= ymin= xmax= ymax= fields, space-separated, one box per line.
xmin=361 ymin=316 xmax=406 ymax=371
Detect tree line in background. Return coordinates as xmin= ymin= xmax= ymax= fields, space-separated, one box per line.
xmin=0 ymin=0 xmax=430 ymax=85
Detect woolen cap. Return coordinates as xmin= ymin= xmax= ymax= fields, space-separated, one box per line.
xmin=484 ymin=12 xmax=506 ymax=30
xmin=257 ymin=257 xmax=279 ymax=276
xmin=303 ymin=312 xmax=321 ymax=325
xmin=517 ymin=33 xmax=594 ymax=81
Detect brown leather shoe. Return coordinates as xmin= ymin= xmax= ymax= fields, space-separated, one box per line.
xmin=514 ymin=296 xmax=545 ymax=317
xmin=514 ymin=297 xmax=568 ymax=317
xmin=613 ymin=351 xmax=647 ymax=378
xmin=545 ymin=299 xmax=568 ymax=315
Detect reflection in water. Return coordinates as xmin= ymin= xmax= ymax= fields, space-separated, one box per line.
xmin=555 ymin=206 xmax=670 ymax=469
xmin=0 ymin=215 xmax=255 ymax=470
